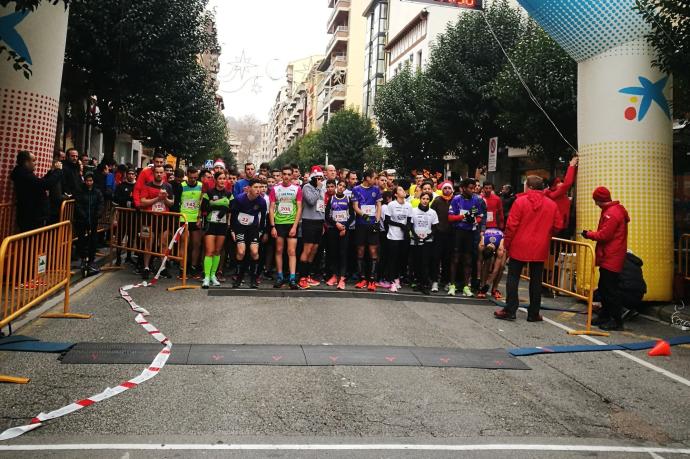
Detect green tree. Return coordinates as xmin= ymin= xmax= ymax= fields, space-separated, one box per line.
xmin=63 ymin=0 xmax=222 ymax=160
xmin=374 ymin=65 xmax=444 ymax=173
xmin=298 ymin=131 xmax=325 ymax=169
xmin=635 ymin=0 xmax=689 ymax=119
xmin=319 ymin=108 xmax=377 ymax=171
xmin=425 ymin=0 xmax=524 ymax=170
xmin=491 ymin=19 xmax=577 ymax=169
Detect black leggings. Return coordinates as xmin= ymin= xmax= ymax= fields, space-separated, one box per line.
xmin=326 ymin=227 xmax=348 ymax=277
xmin=413 ymin=243 xmax=434 ymax=287
xmin=385 ymin=239 xmax=406 ymax=281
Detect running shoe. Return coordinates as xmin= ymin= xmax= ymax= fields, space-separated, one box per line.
xmin=376 ymin=280 xmax=391 ymax=288
xmin=211 ymin=276 xmax=221 ymax=287
xmin=494 ymin=309 xmax=516 ymax=321
xmin=389 ymin=283 xmax=398 ymax=293
xmin=477 ymin=292 xmax=487 ymax=299
xmin=298 ymin=277 xmax=311 ymax=289
xmin=273 ymin=277 xmax=285 ymax=289
xmin=367 ymin=281 xmax=377 ymax=292
xmin=249 ymin=276 xmax=259 ymax=289
xmin=355 ymin=279 xmax=368 ymax=289
xmin=307 ymin=276 xmax=320 ymax=287
xmin=431 ymin=282 xmax=439 ymax=293
xmin=394 ymin=278 xmax=401 ymax=289
xmin=231 ymin=277 xmax=242 ymax=289
xmin=325 ymin=275 xmax=338 ymax=286
xmin=201 ymin=278 xmax=210 ymax=289
xmin=462 ymin=285 xmax=474 ymax=297
xmin=491 ymin=289 xmax=503 ymax=300
xmin=159 ymin=269 xmax=172 ymax=279
xmin=447 ymin=284 xmax=457 ymax=296
xmin=215 ymin=271 xmax=226 ymax=283
xmin=337 ymin=277 xmax=346 ymax=290
xmin=142 ymin=268 xmax=150 ymax=281
xmin=289 ymin=279 xmax=299 ymax=290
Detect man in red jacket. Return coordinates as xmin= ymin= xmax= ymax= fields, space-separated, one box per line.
xmin=495 ymin=176 xmax=560 ymax=322
xmin=582 ymin=186 xmax=630 ymax=331
xmin=545 ymin=156 xmax=578 ymax=237
xmin=481 ymin=182 xmax=504 ymax=230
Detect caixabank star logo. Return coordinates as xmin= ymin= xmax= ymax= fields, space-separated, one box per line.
xmin=619 ymin=75 xmax=671 ymax=122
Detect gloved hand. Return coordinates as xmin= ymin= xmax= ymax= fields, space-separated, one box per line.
xmin=581 ymin=230 xmax=590 ymax=239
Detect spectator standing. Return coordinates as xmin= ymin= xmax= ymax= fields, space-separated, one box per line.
xmin=62 ymin=148 xmax=83 ymax=197
xmin=582 ymin=187 xmax=630 ymax=330
xmin=499 ymin=185 xmax=516 ymax=223
xmin=545 ymin=156 xmax=578 ymax=238
xmin=74 ymin=172 xmax=103 ymax=276
xmin=495 ymin=175 xmax=559 ymax=322
xmin=11 ymin=151 xmax=63 ymax=232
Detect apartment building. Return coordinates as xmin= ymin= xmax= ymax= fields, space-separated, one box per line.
xmin=316 ymin=0 xmax=368 ymax=127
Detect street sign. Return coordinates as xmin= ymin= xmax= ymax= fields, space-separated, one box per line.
xmin=204 ymin=159 xmax=214 ymax=169
xmin=488 ymin=137 xmax=498 ymax=172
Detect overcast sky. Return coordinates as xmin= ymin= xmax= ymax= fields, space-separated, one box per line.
xmin=209 ymin=0 xmax=330 ymax=123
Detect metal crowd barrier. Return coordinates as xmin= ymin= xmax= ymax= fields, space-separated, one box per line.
xmin=107 ymin=208 xmax=198 ymax=292
xmin=0 ymin=221 xmax=92 ymax=384
xmin=521 ymin=237 xmax=606 ymax=336
xmin=59 ymin=199 xmax=113 ymax=240
xmin=0 ymin=202 xmax=15 ymax=246
xmin=679 ymin=234 xmax=690 ymax=281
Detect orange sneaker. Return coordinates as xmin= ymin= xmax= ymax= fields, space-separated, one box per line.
xmin=298 ymin=277 xmax=311 ymax=289
xmin=355 ymin=279 xmax=368 ymax=289
xmin=325 ymin=275 xmax=338 ymax=286
xmin=492 ymin=289 xmax=503 ymax=300
xmin=367 ymin=281 xmax=377 ymax=292
xmin=307 ymin=276 xmax=321 ymax=287
xmin=337 ymin=277 xmax=346 ymax=290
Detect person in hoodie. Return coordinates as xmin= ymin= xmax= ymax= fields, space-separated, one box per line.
xmin=582 ymin=186 xmax=630 ymax=331
xmin=298 ymin=166 xmax=326 ymax=289
xmin=11 ymin=150 xmax=63 ymax=232
xmin=430 ymin=181 xmax=455 ymax=292
xmin=495 ymin=175 xmax=560 ymax=322
xmin=74 ymin=172 xmax=104 ymax=275
xmin=545 ymin=156 xmax=578 ymax=238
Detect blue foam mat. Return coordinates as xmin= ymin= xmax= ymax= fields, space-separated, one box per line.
xmin=0 ymin=341 xmax=74 ymax=353
xmin=510 ymin=335 xmax=690 ymax=356
xmin=489 ymin=297 xmax=587 ymax=314
xmin=0 ymin=335 xmax=39 ymax=346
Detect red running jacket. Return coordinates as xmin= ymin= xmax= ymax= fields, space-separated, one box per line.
xmin=585 ymin=201 xmax=630 ymax=273
xmin=504 ymin=189 xmax=560 ymax=262
xmin=544 ymin=164 xmax=577 ymax=231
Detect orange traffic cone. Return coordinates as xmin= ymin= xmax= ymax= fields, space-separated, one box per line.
xmin=648 ymin=340 xmax=671 ymax=357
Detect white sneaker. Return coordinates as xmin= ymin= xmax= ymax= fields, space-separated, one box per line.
xmin=210 ymin=276 xmax=221 ymax=287
xmin=389 ymin=283 xmax=398 ymax=293
xmin=202 ymin=278 xmax=210 ymax=289
xmin=431 ymin=282 xmax=439 ymax=293
xmin=462 ymin=285 xmax=474 ymax=297
xmin=447 ymin=284 xmax=456 ymax=296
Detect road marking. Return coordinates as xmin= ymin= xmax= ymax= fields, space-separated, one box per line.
xmin=649 ymin=452 xmax=665 ymax=459
xmin=525 ymin=308 xmax=690 ymax=388
xmin=0 ymin=443 xmax=689 ymax=453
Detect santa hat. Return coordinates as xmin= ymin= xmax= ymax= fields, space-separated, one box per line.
xmin=440 ymin=181 xmax=454 ymax=190
xmin=592 ymin=186 xmax=612 ymax=202
xmin=310 ymin=166 xmax=324 ymax=177
xmin=213 ymin=160 xmax=225 ymax=169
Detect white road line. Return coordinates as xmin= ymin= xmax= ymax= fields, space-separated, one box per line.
xmin=649 ymin=452 xmax=666 ymax=459
xmin=521 ymin=307 xmax=690 ymax=388
xmin=0 ymin=444 xmax=689 ymax=453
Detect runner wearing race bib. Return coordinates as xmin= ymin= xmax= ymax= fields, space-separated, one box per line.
xmin=137 ymin=165 xmax=174 ymax=281
xmin=383 ymin=185 xmax=413 ymax=292
xmin=200 ymin=171 xmax=233 ymax=289
xmin=230 ymin=178 xmax=267 ymax=289
xmin=480 ymin=182 xmax=504 ymax=230
xmin=298 ymin=166 xmax=327 ymax=290
xmin=174 ymin=167 xmax=203 ymax=278
xmin=410 ymin=192 xmax=439 ymax=295
xmin=324 ymin=179 xmax=355 ymax=290
xmin=477 ymin=227 xmax=506 ymax=300
xmin=268 ymin=165 xmax=303 ymax=289
xmin=351 ymin=169 xmax=383 ymax=291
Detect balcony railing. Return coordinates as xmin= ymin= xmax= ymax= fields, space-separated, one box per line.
xmin=325 ymin=26 xmax=349 ymax=56
xmin=327 ymin=0 xmax=350 ymax=33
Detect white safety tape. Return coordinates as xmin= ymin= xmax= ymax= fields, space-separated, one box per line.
xmin=0 ymin=224 xmax=187 ymax=441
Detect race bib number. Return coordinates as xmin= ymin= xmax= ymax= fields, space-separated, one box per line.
xmin=415 ymin=215 xmax=431 ymax=234
xmin=152 ymin=202 xmax=166 ymax=212
xmin=209 ymin=210 xmax=226 ymax=224
xmin=361 ymin=205 xmax=375 ymax=216
xmin=332 ymin=210 xmax=348 ymax=223
xmin=184 ymin=200 xmax=198 ymax=210
xmin=316 ymin=199 xmax=325 ymax=213
xmin=237 ymin=212 xmax=255 ymax=226
xmin=278 ymin=202 xmax=294 ymax=215
xmin=487 ymin=211 xmax=494 ymax=222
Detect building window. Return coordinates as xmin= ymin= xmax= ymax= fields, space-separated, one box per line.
xmin=417 ymin=50 xmax=423 ymax=70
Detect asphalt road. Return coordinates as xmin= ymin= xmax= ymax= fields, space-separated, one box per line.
xmin=0 ymin=269 xmax=689 ymax=458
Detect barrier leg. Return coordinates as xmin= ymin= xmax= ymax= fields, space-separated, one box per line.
xmin=567 ymin=292 xmax=609 ymax=337
xmin=168 ymin=228 xmax=199 ymax=292
xmin=0 ymin=375 xmax=30 ymax=384
xmin=41 ymin=278 xmax=92 ymax=320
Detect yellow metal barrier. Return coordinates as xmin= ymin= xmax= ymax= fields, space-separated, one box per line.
xmin=59 ymin=199 xmax=75 ymax=224
xmin=0 ymin=221 xmax=92 ymax=383
xmin=521 ymin=237 xmax=608 ymax=337
xmin=0 ymin=202 xmax=15 ymax=246
xmin=108 ymin=208 xmax=198 ymax=291
xmin=679 ymin=234 xmax=690 ymax=281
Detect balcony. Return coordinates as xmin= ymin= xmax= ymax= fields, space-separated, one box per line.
xmin=325 ymin=26 xmax=349 ymax=59
xmin=327 ymin=0 xmax=350 ymax=33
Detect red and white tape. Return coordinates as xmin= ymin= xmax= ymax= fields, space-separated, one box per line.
xmin=0 ymin=224 xmax=187 ymax=441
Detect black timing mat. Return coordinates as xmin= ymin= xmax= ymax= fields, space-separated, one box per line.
xmin=60 ymin=343 xmax=529 ymax=370
xmin=207 ymin=287 xmax=486 ymax=305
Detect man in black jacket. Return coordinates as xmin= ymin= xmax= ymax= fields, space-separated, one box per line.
xmin=10 ymin=151 xmax=63 ymax=232
xmin=61 ymin=148 xmax=83 ymax=197
xmin=75 ymin=172 xmax=104 ymax=275
xmin=619 ymin=251 xmax=647 ymax=320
